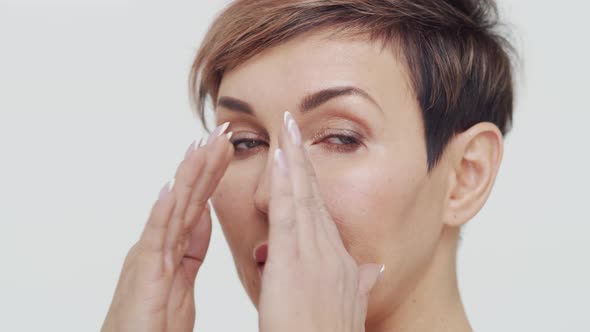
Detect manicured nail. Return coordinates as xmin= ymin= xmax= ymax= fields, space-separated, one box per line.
xmin=185 ymin=137 xmax=203 ymax=159
xmin=284 ymin=111 xmax=301 ymax=146
xmin=193 ymin=137 xmax=204 ymax=151
xmin=206 ymin=122 xmax=230 ymax=145
xmin=287 ymin=119 xmax=301 ymax=146
xmin=200 ymin=136 xmax=209 ymax=147
xmin=159 ymin=177 xmax=175 ymax=199
xmin=226 ymin=131 xmax=233 ymax=140
xmin=377 ymin=264 xmax=385 ymax=283
xmin=283 ymin=111 xmax=290 ymax=128
xmin=274 ymin=149 xmax=288 ymax=176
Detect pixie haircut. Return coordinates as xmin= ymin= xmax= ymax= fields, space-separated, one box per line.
xmin=189 ymin=0 xmax=517 ymax=171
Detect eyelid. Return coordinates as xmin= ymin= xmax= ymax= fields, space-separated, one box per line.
xmin=228 ymin=130 xmax=268 ymax=141
xmin=310 ymin=127 xmax=363 ymax=143
xmin=229 ymin=128 xmax=363 ymax=144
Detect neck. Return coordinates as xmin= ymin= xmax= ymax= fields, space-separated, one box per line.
xmin=366 ymin=227 xmax=472 ymax=332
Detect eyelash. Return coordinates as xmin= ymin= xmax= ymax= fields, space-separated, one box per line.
xmin=230 ymin=133 xmax=362 ymax=156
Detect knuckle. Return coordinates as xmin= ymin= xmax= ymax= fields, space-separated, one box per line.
xmin=201 ymin=165 xmax=219 ymax=180
xmin=174 ymin=177 xmax=192 ymax=196
xmin=184 ymin=199 xmax=208 ymax=223
xmin=188 ymin=195 xmax=209 ymax=209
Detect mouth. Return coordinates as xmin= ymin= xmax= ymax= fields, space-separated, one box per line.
xmin=253 ymin=242 xmax=268 ymax=278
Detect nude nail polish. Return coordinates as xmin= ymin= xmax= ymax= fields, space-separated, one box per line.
xmin=284 ymin=111 xmax=301 ymax=146
xmin=193 ymin=137 xmax=204 ymax=151
xmin=185 ymin=137 xmax=203 ymax=158
xmin=287 ymin=118 xmax=301 ymax=146
xmin=206 ymin=122 xmax=230 ymax=145
xmin=158 ymin=177 xmax=175 ymax=200
xmin=274 ymin=149 xmax=288 ymax=176
xmin=377 ymin=264 xmax=385 ymax=283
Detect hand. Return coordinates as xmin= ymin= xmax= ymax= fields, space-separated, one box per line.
xmin=101 ymin=123 xmax=234 ymax=332
xmin=258 ymin=112 xmax=384 ymax=332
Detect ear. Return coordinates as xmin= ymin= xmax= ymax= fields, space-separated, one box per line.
xmin=443 ymin=122 xmax=504 ymax=227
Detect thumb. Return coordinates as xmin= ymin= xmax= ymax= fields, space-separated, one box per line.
xmin=356 ymin=263 xmax=384 ymax=319
xmin=183 ymin=200 xmax=213 ymax=284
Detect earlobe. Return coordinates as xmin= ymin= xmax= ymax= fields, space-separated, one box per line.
xmin=443 ymin=122 xmax=504 ymax=227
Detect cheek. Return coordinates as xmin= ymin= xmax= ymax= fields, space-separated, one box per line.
xmin=210 ymin=166 xmax=260 ymax=257
xmin=313 ymin=154 xmax=433 ymax=262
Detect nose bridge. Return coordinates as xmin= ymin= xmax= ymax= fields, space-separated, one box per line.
xmin=253 ymin=144 xmax=278 ymax=217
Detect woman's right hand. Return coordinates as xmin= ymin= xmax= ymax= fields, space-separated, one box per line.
xmin=101 ymin=122 xmax=234 ymax=332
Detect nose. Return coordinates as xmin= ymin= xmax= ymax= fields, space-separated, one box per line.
xmin=253 ymin=147 xmax=276 ymax=218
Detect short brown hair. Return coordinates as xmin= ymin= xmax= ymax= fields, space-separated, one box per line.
xmin=189 ymin=0 xmax=517 ymax=171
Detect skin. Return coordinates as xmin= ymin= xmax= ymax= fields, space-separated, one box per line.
xmin=101 ymin=131 xmax=235 ymax=332
xmin=101 ymin=108 xmax=383 ymax=332
xmin=211 ymin=28 xmax=503 ymax=331
xmin=258 ymin=110 xmax=384 ymax=331
xmin=101 ymin=27 xmax=503 ymax=332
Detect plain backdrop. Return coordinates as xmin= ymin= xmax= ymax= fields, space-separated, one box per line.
xmin=1 ymin=0 xmax=589 ymax=331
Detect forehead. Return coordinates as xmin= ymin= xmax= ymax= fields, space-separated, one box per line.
xmin=218 ymin=29 xmax=414 ymax=110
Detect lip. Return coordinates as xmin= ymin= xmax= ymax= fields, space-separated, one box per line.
xmin=253 ymin=242 xmax=268 ymax=277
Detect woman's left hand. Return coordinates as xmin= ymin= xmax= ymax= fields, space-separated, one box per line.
xmin=258 ymin=111 xmax=384 ymax=332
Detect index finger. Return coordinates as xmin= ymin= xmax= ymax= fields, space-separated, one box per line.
xmin=282 ymin=111 xmax=346 ymax=251
xmin=165 ymin=127 xmax=234 ymax=252
xmin=267 ymin=148 xmax=298 ymax=266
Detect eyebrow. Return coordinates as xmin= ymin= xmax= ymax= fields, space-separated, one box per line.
xmin=216 ymin=85 xmax=383 ymax=116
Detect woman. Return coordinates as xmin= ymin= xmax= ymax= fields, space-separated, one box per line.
xmin=101 ymin=0 xmax=515 ymax=331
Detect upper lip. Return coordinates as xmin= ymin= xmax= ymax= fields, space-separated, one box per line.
xmin=253 ymin=242 xmax=268 ymax=265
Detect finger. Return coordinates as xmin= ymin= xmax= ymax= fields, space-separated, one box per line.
xmin=166 ymin=125 xmax=233 ymax=255
xmin=266 ymin=147 xmax=298 ymax=267
xmin=183 ymin=131 xmax=234 ymax=232
xmin=279 ymin=112 xmax=321 ymax=247
xmin=139 ymin=177 xmax=177 ymax=252
xmin=139 ymin=134 xmax=209 ymax=253
xmin=139 ymin=137 xmax=208 ymax=256
xmin=182 ymin=201 xmax=213 ymax=285
xmin=282 ymin=111 xmax=344 ymax=251
xmin=167 ymin=271 xmax=196 ymax=332
xmin=355 ymin=263 xmax=384 ymax=324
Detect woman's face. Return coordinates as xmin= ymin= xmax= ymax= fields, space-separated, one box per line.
xmin=210 ymin=29 xmax=451 ymax=319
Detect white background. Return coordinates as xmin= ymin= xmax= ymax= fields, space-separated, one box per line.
xmin=1 ymin=0 xmax=588 ymax=331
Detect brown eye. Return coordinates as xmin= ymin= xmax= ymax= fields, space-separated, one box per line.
xmin=319 ymin=134 xmax=362 ymax=153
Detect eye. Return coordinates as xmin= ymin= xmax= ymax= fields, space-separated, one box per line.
xmin=318 ymin=133 xmax=362 ymax=153
xmin=229 ymin=131 xmax=363 ymax=157
xmin=231 ymin=138 xmax=268 ymax=155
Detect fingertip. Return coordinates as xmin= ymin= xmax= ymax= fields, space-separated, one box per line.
xmin=157 ymin=177 xmax=175 ymax=201
xmin=273 ymin=148 xmax=288 ymax=176
xmin=358 ymin=263 xmax=384 ymax=296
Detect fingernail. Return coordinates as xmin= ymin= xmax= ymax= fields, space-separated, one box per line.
xmin=283 ymin=111 xmax=290 ymax=128
xmin=274 ymin=148 xmax=288 ymax=176
xmin=226 ymin=131 xmax=233 ymax=140
xmin=193 ymin=137 xmax=204 ymax=151
xmin=159 ymin=177 xmax=175 ymax=199
xmin=207 ymin=122 xmax=230 ymax=145
xmin=286 ymin=116 xmax=301 ymax=146
xmin=200 ymin=136 xmax=209 ymax=147
xmin=377 ymin=264 xmax=385 ymax=283
xmin=185 ymin=137 xmax=204 ymax=159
